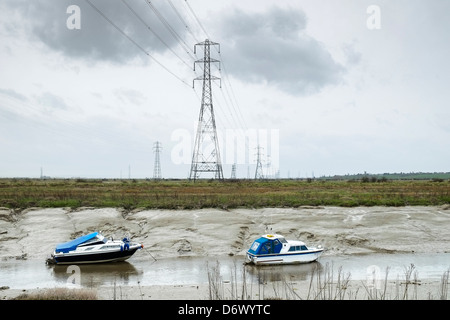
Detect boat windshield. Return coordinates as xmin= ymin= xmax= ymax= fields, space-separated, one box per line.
xmin=79 ymin=236 xmax=106 ymax=247
xmin=250 ymin=241 xmax=260 ymax=252
xmin=248 ymin=238 xmax=265 ymax=254
xmin=278 ymin=237 xmax=287 ymax=244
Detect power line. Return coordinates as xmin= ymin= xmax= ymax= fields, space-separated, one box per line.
xmin=182 ymin=1 xmax=247 ymax=132
xmin=166 ymin=0 xmax=200 ymax=43
xmin=184 ymin=0 xmax=210 ymax=40
xmin=87 ymin=0 xmax=249 ymax=175
xmin=121 ymin=0 xmax=192 ymax=70
xmin=218 ymin=55 xmax=248 ymax=130
xmin=213 ymin=75 xmax=247 ymax=133
xmin=144 ymin=0 xmax=194 ymax=59
xmin=182 ymin=0 xmax=249 ymax=171
xmin=84 ymin=0 xmax=191 ymax=87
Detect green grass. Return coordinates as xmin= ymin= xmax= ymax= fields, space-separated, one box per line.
xmin=0 ymin=178 xmax=449 ymax=210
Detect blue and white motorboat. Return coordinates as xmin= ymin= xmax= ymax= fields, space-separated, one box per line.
xmin=246 ymin=234 xmax=323 ymax=265
xmin=46 ymin=232 xmax=143 ymax=265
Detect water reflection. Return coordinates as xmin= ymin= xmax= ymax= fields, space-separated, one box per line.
xmin=48 ymin=262 xmax=142 ymax=287
xmin=1 ymin=252 xmax=449 ymax=290
xmin=245 ymin=261 xmax=324 ymax=283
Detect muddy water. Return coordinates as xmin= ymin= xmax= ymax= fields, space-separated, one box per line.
xmin=1 ymin=253 xmax=449 ymax=290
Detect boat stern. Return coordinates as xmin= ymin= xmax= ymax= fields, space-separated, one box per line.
xmin=45 ymin=254 xmax=57 ymax=265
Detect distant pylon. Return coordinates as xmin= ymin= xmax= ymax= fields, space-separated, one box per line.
xmin=230 ymin=163 xmax=236 ymax=179
xmin=153 ymin=141 xmax=162 ymax=180
xmin=189 ymin=39 xmax=224 ymax=181
xmin=254 ymin=145 xmax=264 ymax=179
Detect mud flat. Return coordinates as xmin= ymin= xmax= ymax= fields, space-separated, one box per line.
xmin=1 ymin=206 xmax=449 ymax=260
xmin=1 ymin=206 xmax=449 ymax=299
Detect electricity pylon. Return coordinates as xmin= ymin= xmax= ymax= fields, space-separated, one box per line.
xmin=230 ymin=163 xmax=236 ymax=179
xmin=189 ymin=39 xmax=224 ymax=181
xmin=254 ymin=145 xmax=264 ymax=179
xmin=153 ymin=141 xmax=162 ymax=180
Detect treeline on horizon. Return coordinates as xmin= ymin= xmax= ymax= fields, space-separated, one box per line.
xmin=318 ymin=171 xmax=450 ymax=182
xmin=2 ymin=171 xmax=450 ymax=182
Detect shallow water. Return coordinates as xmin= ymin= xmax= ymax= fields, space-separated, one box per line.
xmin=1 ymin=252 xmax=449 ymax=290
xmin=1 ymin=206 xmax=449 ymax=293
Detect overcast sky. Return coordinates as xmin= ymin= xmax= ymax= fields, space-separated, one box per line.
xmin=1 ymin=0 xmax=449 ymax=179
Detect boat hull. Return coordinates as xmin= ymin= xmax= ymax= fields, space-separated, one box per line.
xmin=49 ymin=248 xmax=140 ymax=265
xmin=246 ymin=249 xmax=323 ymax=265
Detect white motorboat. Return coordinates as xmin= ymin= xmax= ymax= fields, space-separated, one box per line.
xmin=246 ymin=234 xmax=323 ymax=265
xmin=46 ymin=232 xmax=143 ymax=265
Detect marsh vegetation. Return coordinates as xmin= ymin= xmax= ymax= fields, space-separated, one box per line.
xmin=0 ymin=178 xmax=448 ymax=210
xmin=207 ymin=261 xmax=450 ymax=300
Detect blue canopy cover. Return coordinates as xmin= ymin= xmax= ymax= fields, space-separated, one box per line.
xmin=247 ymin=237 xmax=282 ymax=255
xmin=55 ymin=232 xmax=99 ymax=253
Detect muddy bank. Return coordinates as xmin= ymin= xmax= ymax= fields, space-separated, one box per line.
xmin=1 ymin=206 xmax=449 ymax=261
xmin=1 ymin=206 xmax=450 ymax=300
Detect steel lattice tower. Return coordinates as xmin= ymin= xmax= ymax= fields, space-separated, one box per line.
xmin=153 ymin=141 xmax=162 ymax=180
xmin=254 ymin=145 xmax=264 ymax=179
xmin=230 ymin=163 xmax=236 ymax=179
xmin=189 ymin=39 xmax=224 ymax=181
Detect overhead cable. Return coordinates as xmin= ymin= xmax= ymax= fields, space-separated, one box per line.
xmin=167 ymin=0 xmax=200 ymax=43
xmin=144 ymin=0 xmax=194 ymax=59
xmin=84 ymin=0 xmax=191 ymax=87
xmin=121 ymin=0 xmax=193 ymax=70
xmin=184 ymin=0 xmax=210 ymax=40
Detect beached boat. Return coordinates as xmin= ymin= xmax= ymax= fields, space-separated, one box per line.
xmin=46 ymin=232 xmax=143 ymax=265
xmin=246 ymin=234 xmax=323 ymax=265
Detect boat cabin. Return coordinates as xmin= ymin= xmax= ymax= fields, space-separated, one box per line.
xmin=246 ymin=233 xmax=323 ymax=265
xmin=55 ymin=232 xmax=105 ymax=253
xmin=248 ymin=234 xmax=288 ymax=255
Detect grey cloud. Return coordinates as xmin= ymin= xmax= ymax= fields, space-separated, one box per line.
xmin=0 ymin=88 xmax=28 ymax=102
xmin=36 ymin=92 xmax=69 ymax=111
xmin=342 ymin=41 xmax=362 ymax=66
xmin=5 ymin=0 xmax=188 ymax=64
xmin=114 ymin=88 xmax=147 ymax=106
xmin=216 ymin=7 xmax=345 ymax=95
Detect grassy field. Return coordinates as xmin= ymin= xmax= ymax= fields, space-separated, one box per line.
xmin=0 ymin=178 xmax=449 ymax=210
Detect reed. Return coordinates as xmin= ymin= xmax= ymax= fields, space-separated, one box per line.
xmin=439 ymin=268 xmax=449 ymax=300
xmin=206 ymin=261 xmax=450 ymax=300
xmin=206 ymin=260 xmax=225 ymax=300
xmin=12 ymin=287 xmax=97 ymax=300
